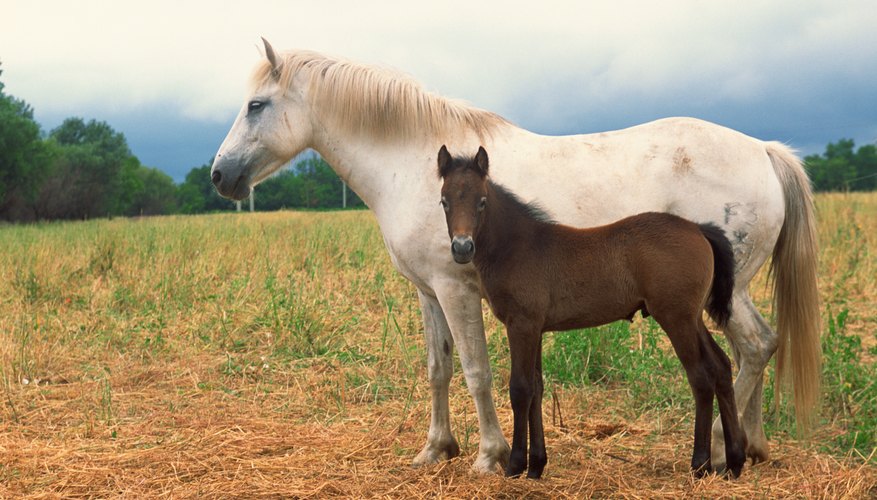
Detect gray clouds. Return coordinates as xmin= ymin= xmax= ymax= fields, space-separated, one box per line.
xmin=2 ymin=0 xmax=874 ymax=180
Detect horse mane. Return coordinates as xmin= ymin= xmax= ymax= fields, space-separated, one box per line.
xmin=489 ymin=181 xmax=555 ymax=225
xmin=250 ymin=50 xmax=510 ymax=142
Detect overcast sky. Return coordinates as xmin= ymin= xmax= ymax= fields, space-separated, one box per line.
xmin=2 ymin=0 xmax=876 ymax=181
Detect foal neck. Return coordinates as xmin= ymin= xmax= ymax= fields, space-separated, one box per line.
xmin=476 ymin=181 xmax=553 ymax=260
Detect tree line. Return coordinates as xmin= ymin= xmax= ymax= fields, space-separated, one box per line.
xmin=1 ymin=63 xmax=874 ymax=222
xmin=804 ymin=139 xmax=877 ymax=192
xmin=0 ymin=64 xmax=362 ymax=222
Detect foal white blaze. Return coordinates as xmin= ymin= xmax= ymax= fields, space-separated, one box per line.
xmin=212 ymin=40 xmax=820 ymax=473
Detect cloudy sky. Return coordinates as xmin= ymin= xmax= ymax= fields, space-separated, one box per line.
xmin=3 ymin=0 xmax=875 ymax=181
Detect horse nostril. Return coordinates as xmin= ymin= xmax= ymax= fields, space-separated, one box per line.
xmin=211 ymin=170 xmax=222 ymax=186
xmin=452 ymin=238 xmax=474 ymax=255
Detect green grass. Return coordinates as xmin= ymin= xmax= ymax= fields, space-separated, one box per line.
xmin=0 ymin=195 xmax=875 ymax=468
xmin=543 ymin=319 xmax=690 ymax=413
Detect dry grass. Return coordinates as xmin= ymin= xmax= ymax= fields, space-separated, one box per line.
xmin=0 ymin=195 xmax=875 ymax=498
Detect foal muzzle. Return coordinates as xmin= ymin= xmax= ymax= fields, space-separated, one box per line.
xmin=451 ymin=236 xmax=475 ymax=264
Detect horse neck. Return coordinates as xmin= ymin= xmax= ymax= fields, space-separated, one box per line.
xmin=310 ymin=115 xmax=514 ymax=221
xmin=308 ymin=125 xmax=422 ymax=216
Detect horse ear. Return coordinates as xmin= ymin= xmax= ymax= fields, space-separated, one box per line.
xmin=261 ymin=37 xmax=282 ymax=80
xmin=475 ymin=146 xmax=489 ymax=177
xmin=437 ymin=145 xmax=452 ymax=178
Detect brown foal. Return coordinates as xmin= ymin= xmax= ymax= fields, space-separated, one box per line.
xmin=437 ymin=145 xmax=747 ymax=479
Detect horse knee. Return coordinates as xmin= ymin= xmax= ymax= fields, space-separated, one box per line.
xmin=426 ymin=356 xmax=452 ymax=389
xmin=509 ymin=378 xmax=533 ymax=410
xmin=463 ymin=367 xmax=493 ymax=397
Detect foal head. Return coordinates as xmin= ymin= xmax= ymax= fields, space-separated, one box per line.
xmin=437 ymin=145 xmax=490 ymax=264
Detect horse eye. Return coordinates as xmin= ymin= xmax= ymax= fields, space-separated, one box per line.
xmin=440 ymin=198 xmax=449 ymax=211
xmin=478 ymin=197 xmax=487 ymax=211
xmin=248 ymin=100 xmax=265 ymax=113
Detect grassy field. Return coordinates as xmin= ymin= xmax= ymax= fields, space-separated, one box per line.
xmin=0 ymin=193 xmax=875 ymax=498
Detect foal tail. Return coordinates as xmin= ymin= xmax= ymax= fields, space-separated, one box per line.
xmin=698 ymin=223 xmax=735 ymax=329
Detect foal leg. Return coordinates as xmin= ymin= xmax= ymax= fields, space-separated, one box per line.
xmin=505 ymin=323 xmax=542 ymax=478
xmin=704 ymin=330 xmax=747 ymax=478
xmin=711 ymin=291 xmax=776 ymax=470
xmin=527 ymin=347 xmax=548 ymax=479
xmin=661 ymin=318 xmax=715 ymax=477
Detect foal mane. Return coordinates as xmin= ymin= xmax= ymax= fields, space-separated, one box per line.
xmin=250 ymin=50 xmax=509 ymax=142
xmin=490 ymin=181 xmax=555 ymax=225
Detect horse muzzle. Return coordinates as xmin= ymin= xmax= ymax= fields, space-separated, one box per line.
xmin=451 ymin=236 xmax=475 ymax=264
xmin=211 ymin=156 xmax=252 ymax=201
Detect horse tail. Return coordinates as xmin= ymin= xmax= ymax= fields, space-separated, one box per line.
xmin=698 ymin=222 xmax=735 ymax=329
xmin=765 ymin=141 xmax=821 ymax=434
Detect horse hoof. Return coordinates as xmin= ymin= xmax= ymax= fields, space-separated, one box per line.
xmin=472 ymin=455 xmax=502 ymax=474
xmin=411 ymin=440 xmax=460 ymax=468
xmin=471 ymin=441 xmax=510 ymax=474
xmin=505 ymin=462 xmax=526 ymax=478
xmin=692 ymin=462 xmax=712 ymax=479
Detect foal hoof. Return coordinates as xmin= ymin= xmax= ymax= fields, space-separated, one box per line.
xmin=526 ymin=468 xmax=544 ymax=480
xmin=691 ymin=460 xmax=712 ymax=479
xmin=726 ymin=458 xmax=745 ymax=479
xmin=505 ymin=461 xmax=526 ymax=478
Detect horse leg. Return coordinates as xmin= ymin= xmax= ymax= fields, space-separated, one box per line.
xmin=505 ymin=323 xmax=541 ymax=478
xmin=433 ymin=281 xmax=510 ymax=473
xmin=411 ymin=290 xmax=460 ymax=467
xmin=704 ymin=328 xmax=747 ymax=478
xmin=711 ymin=291 xmax=776 ymax=470
xmin=661 ymin=317 xmax=715 ymax=477
xmin=527 ymin=345 xmax=548 ymax=479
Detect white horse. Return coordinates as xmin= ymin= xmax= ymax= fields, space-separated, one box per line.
xmin=211 ymin=40 xmax=820 ymax=473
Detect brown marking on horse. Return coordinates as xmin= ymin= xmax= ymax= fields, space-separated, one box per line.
xmin=673 ymin=146 xmax=694 ymax=175
xmin=437 ymin=145 xmax=747 ymax=480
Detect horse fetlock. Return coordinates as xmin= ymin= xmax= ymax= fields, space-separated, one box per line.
xmin=527 ymin=451 xmax=548 ymax=479
xmin=505 ymin=448 xmax=529 ymax=478
xmin=746 ymin=439 xmax=770 ymax=464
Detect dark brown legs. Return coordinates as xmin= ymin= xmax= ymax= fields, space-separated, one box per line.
xmin=703 ymin=330 xmax=747 ymax=477
xmin=663 ymin=315 xmax=746 ymax=478
xmin=504 ymin=313 xmax=745 ymax=480
xmin=505 ymin=326 xmax=547 ymax=478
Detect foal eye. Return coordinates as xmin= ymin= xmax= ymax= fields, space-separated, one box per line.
xmin=478 ymin=197 xmax=487 ymax=211
xmin=440 ymin=198 xmax=449 ymax=211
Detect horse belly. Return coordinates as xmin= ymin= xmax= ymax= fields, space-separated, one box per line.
xmin=544 ymin=294 xmax=641 ymax=333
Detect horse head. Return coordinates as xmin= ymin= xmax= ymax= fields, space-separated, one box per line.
xmin=211 ymin=38 xmax=314 ymax=200
xmin=437 ymin=145 xmax=490 ymax=264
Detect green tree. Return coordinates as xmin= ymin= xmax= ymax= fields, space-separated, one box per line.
xmin=806 ymin=139 xmax=877 ymax=191
xmin=0 ymin=62 xmax=52 ymax=220
xmin=852 ymin=144 xmax=877 ymax=190
xmin=177 ymin=161 xmax=235 ymax=214
xmin=286 ymin=156 xmax=363 ymax=209
xmin=123 ymin=157 xmax=178 ymax=216
xmin=39 ymin=118 xmax=134 ymax=218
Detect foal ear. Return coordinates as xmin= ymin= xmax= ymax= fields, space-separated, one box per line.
xmin=475 ymin=146 xmax=489 ymax=177
xmin=437 ymin=145 xmax=452 ymax=178
xmin=261 ymin=37 xmax=282 ymax=80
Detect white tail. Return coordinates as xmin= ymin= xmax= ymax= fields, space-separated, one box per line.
xmin=766 ymin=142 xmax=821 ymax=433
